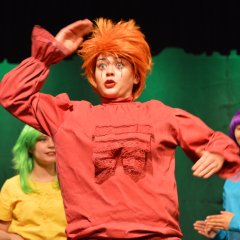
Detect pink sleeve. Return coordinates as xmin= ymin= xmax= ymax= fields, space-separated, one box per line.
xmin=174 ymin=108 xmax=240 ymax=178
xmin=0 ymin=26 xmax=72 ymax=136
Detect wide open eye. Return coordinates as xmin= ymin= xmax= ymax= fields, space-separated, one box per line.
xmin=115 ymin=62 xmax=124 ymax=69
xmin=97 ymin=63 xmax=107 ymax=70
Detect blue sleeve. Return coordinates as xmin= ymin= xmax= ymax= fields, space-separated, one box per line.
xmin=229 ymin=214 xmax=240 ymax=231
xmin=213 ymin=230 xmax=228 ymax=240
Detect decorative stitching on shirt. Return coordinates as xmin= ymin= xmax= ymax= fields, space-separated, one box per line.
xmin=92 ymin=124 xmax=153 ymax=183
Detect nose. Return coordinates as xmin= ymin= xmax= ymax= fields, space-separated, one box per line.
xmin=106 ymin=64 xmax=115 ymax=76
xmin=47 ymin=138 xmax=55 ymax=148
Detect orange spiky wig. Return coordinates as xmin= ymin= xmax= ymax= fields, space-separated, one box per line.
xmin=78 ymin=18 xmax=152 ymax=100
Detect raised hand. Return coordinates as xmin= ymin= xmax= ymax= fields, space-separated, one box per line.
xmin=55 ymin=19 xmax=93 ymax=53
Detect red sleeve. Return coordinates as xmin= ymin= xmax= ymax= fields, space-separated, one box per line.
xmin=0 ymin=26 xmax=72 ymax=136
xmin=173 ymin=108 xmax=240 ymax=178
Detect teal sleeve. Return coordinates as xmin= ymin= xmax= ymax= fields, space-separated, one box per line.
xmin=213 ymin=230 xmax=228 ymax=240
xmin=229 ymin=214 xmax=240 ymax=231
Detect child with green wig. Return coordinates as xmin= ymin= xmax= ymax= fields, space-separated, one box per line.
xmin=0 ymin=124 xmax=67 ymax=240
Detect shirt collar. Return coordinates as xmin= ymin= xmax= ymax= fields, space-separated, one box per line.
xmin=101 ymin=96 xmax=134 ymax=104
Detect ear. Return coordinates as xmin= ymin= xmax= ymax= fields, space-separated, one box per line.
xmin=133 ymin=75 xmax=140 ymax=85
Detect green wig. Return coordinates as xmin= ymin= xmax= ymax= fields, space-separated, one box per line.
xmin=12 ymin=125 xmax=57 ymax=193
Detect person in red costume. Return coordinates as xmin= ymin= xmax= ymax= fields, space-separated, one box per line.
xmin=0 ymin=18 xmax=240 ymax=240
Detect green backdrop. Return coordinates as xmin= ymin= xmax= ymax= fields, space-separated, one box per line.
xmin=1 ymin=48 xmax=240 ymax=239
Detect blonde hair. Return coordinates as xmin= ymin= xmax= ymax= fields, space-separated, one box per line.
xmin=78 ymin=18 xmax=152 ymax=99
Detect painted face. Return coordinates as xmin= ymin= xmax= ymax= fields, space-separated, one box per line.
xmin=234 ymin=124 xmax=240 ymax=146
xmin=32 ymin=134 xmax=56 ymax=166
xmin=94 ymin=54 xmax=139 ymax=99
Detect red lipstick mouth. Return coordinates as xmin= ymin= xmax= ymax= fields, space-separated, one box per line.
xmin=104 ymin=80 xmax=116 ymax=88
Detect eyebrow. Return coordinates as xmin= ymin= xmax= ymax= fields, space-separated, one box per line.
xmin=96 ymin=57 xmax=123 ymax=62
xmin=96 ymin=58 xmax=107 ymax=61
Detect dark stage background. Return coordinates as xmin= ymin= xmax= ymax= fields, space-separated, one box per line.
xmin=1 ymin=0 xmax=240 ymax=62
xmin=1 ymin=1 xmax=240 ymax=239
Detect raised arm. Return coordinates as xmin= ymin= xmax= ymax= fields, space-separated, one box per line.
xmin=0 ymin=19 xmax=92 ymax=136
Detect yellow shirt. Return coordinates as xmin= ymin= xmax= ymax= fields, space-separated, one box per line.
xmin=0 ymin=175 xmax=67 ymax=240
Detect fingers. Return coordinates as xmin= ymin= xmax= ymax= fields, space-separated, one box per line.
xmin=66 ymin=19 xmax=93 ymax=29
xmin=65 ymin=19 xmax=93 ymax=37
xmin=206 ymin=219 xmax=224 ymax=227
xmin=192 ymin=151 xmax=224 ymax=178
xmin=206 ymin=211 xmax=234 ymax=222
xmin=205 ymin=212 xmax=234 ymax=230
xmin=192 ymin=151 xmax=209 ymax=173
xmin=193 ymin=221 xmax=206 ymax=231
xmin=58 ymin=19 xmax=93 ymax=36
xmin=193 ymin=220 xmax=216 ymax=238
xmin=192 ymin=161 xmax=217 ymax=178
xmin=55 ymin=19 xmax=93 ymax=52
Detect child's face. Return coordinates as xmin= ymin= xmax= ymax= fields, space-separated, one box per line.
xmin=234 ymin=124 xmax=240 ymax=146
xmin=94 ymin=54 xmax=139 ymax=99
xmin=32 ymin=134 xmax=56 ymax=166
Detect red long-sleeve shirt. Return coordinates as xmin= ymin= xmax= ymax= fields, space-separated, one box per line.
xmin=1 ymin=26 xmax=240 ymax=240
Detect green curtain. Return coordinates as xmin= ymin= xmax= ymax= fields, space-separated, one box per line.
xmin=1 ymin=48 xmax=240 ymax=239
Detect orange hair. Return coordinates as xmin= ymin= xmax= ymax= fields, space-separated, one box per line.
xmin=77 ymin=18 xmax=152 ymax=99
